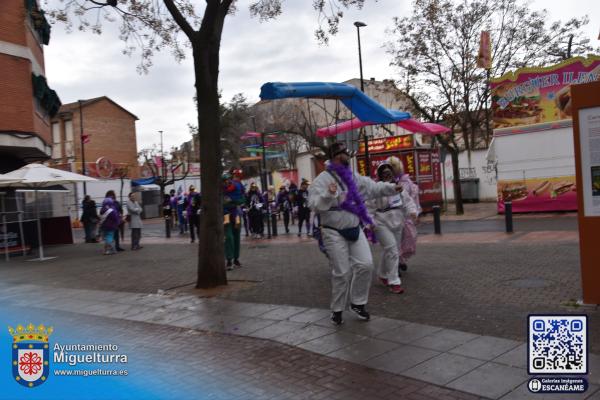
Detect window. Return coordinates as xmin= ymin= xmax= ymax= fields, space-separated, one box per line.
xmin=65 ymin=120 xmax=74 ymax=158
xmin=51 ymin=122 xmax=62 ymax=159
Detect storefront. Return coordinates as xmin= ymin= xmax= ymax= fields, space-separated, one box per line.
xmin=356 ymin=135 xmax=443 ymax=212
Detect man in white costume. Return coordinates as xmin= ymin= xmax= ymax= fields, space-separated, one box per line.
xmin=367 ymin=163 xmax=418 ymax=294
xmin=308 ymin=143 xmax=403 ymax=325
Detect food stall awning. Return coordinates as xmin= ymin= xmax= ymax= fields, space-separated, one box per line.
xmin=259 ymin=82 xmax=411 ymax=124
xmin=316 ymin=117 xmax=450 ymax=137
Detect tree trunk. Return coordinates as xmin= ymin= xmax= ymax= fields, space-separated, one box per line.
xmin=449 ymin=147 xmax=464 ymax=215
xmin=193 ymin=40 xmax=227 ymax=288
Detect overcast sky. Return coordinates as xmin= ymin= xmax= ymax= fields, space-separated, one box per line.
xmin=43 ymin=0 xmax=599 ymax=152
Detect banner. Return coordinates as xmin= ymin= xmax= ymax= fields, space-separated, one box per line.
xmin=357 ymin=149 xmax=443 ymax=211
xmin=497 ymin=176 xmax=578 ymax=213
xmin=491 ymin=56 xmax=600 ymax=129
xmin=477 ymin=31 xmax=492 ymax=69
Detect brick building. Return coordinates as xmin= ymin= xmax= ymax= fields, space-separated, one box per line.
xmin=0 ymin=0 xmax=60 ymax=173
xmin=49 ymin=97 xmax=140 ymax=178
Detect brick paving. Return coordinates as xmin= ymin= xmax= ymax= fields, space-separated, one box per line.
xmin=2 ymin=219 xmax=598 ymax=354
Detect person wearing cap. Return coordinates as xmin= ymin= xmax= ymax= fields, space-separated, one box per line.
xmin=367 ymin=163 xmax=418 ymax=294
xmin=186 ymin=185 xmax=201 ymax=243
xmin=387 ymin=156 xmax=422 ymax=273
xmin=308 ymin=142 xmax=404 ymax=325
xmin=223 ymin=173 xmax=244 ymax=270
xmin=296 ymin=180 xmax=311 ymax=237
xmin=245 ymin=182 xmax=264 ymax=239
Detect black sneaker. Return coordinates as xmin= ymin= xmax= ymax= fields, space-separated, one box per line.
xmin=350 ymin=304 xmax=370 ymax=321
xmin=399 ymin=262 xmax=408 ymax=272
xmin=330 ymin=311 xmax=343 ymax=326
xmin=226 ymin=260 xmax=234 ymax=271
xmin=233 ymin=259 xmax=242 ymax=268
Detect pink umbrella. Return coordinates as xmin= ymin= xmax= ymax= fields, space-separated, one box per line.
xmin=316 ymin=118 xmax=449 ymax=137
xmin=264 ymin=140 xmax=287 ymax=147
xmin=241 ymin=131 xmax=280 ymax=140
xmin=240 ymin=131 xmax=261 ymax=140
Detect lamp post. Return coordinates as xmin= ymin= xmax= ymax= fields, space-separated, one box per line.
xmin=354 ymin=21 xmax=370 ymax=176
xmin=250 ymin=116 xmax=271 ymax=239
xmin=78 ymin=100 xmax=87 ymax=195
xmin=158 ymin=130 xmax=166 ymax=181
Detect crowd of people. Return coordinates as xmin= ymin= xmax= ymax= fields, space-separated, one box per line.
xmin=79 ymin=145 xmax=421 ymax=326
xmin=80 ymin=190 xmax=144 ymax=255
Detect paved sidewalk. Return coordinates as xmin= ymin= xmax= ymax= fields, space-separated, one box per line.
xmin=2 ymin=230 xmax=597 ymax=353
xmin=3 ymin=283 xmax=598 ymax=399
xmin=419 ymin=202 xmax=578 ymax=222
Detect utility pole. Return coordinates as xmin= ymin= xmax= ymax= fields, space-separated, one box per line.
xmin=354 ymin=21 xmax=370 ymax=176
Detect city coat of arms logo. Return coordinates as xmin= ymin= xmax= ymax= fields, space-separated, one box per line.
xmin=8 ymin=323 xmax=53 ymax=388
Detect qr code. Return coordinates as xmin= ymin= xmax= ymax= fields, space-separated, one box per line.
xmin=528 ymin=315 xmax=587 ymax=374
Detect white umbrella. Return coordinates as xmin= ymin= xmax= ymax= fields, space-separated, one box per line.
xmin=0 ymin=164 xmax=97 ymax=261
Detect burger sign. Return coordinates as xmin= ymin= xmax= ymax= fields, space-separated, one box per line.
xmin=491 ymin=56 xmax=600 ymax=128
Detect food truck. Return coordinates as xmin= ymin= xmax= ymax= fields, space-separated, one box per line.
xmin=488 ymin=55 xmax=600 ymax=213
xmin=356 ymin=135 xmax=443 ymax=212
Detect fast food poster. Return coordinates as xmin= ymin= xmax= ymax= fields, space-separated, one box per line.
xmin=491 ymin=56 xmax=600 ymax=129
xmin=497 ymin=176 xmax=577 ymax=213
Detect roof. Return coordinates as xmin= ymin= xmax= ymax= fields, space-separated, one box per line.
xmin=57 ymin=96 xmax=139 ymax=120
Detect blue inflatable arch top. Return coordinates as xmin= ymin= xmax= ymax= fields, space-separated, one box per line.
xmin=259 ymin=82 xmax=411 ymax=124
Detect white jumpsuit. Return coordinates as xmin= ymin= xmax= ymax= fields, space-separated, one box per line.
xmin=308 ymin=167 xmax=397 ymax=312
xmin=367 ymin=191 xmax=417 ymax=286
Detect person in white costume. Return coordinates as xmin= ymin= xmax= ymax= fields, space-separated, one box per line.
xmin=308 ymin=143 xmax=404 ymax=326
xmin=387 ymin=156 xmax=422 ymax=273
xmin=367 ymin=163 xmax=418 ymax=294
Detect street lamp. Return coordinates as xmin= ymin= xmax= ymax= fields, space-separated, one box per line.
xmin=354 ymin=20 xmax=370 ymax=175
xmin=78 ymin=100 xmax=87 ymax=195
xmin=158 ymin=130 xmax=166 ymax=181
xmin=250 ymin=116 xmax=271 ymax=239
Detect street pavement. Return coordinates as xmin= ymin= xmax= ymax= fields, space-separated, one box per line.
xmin=2 ymin=291 xmax=482 ymax=400
xmin=1 ymin=205 xmax=597 ymax=399
xmin=2 ymin=283 xmax=598 ymax=399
